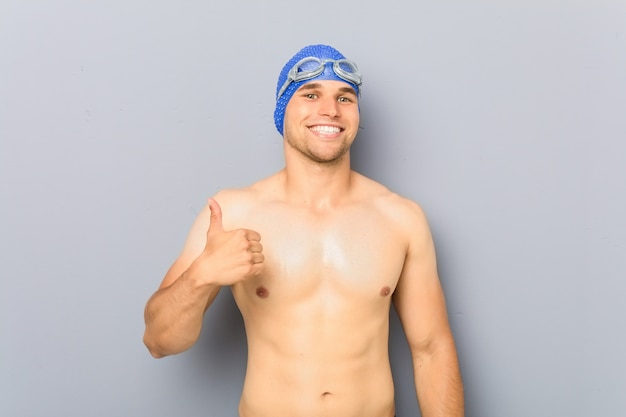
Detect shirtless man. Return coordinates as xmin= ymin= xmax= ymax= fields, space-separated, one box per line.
xmin=143 ymin=44 xmax=464 ymax=417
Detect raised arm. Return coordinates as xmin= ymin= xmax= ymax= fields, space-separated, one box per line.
xmin=392 ymin=202 xmax=464 ymax=417
xmin=143 ymin=197 xmax=264 ymax=358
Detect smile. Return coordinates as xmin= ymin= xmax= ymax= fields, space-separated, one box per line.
xmin=309 ymin=125 xmax=342 ymax=135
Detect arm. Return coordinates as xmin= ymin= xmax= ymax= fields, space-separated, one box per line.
xmin=392 ymin=202 xmax=464 ymax=417
xmin=143 ymin=197 xmax=264 ymax=358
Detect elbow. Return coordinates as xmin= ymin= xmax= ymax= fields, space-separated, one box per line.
xmin=147 ymin=347 xmax=166 ymax=359
xmin=410 ymin=332 xmax=458 ymax=362
xmin=143 ymin=332 xmax=168 ymax=359
xmin=143 ymin=330 xmax=197 ymax=358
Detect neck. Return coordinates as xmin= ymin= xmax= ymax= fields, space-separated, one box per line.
xmin=280 ymin=149 xmax=354 ymax=209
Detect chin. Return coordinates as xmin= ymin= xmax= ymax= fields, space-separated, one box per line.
xmin=307 ymin=149 xmax=350 ymax=165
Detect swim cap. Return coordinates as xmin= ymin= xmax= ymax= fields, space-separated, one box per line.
xmin=273 ymin=44 xmax=361 ymax=136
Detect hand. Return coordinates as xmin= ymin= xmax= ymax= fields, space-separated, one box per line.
xmin=197 ymin=198 xmax=264 ymax=286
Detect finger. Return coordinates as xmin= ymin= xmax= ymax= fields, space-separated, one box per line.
xmin=248 ymin=242 xmax=263 ymax=253
xmin=244 ymin=229 xmax=261 ymax=242
xmin=250 ymin=263 xmax=264 ymax=276
xmin=251 ymin=252 xmax=265 ymax=264
xmin=207 ymin=198 xmax=224 ymax=233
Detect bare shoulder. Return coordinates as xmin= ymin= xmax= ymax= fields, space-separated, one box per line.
xmin=184 ymin=175 xmax=278 ymax=246
xmin=211 ymin=187 xmax=257 ymax=214
xmin=159 ymin=178 xmax=274 ymax=288
xmin=211 ymin=175 xmax=279 ymax=225
xmin=188 ymin=187 xmax=255 ymax=232
xmin=353 ymin=172 xmax=430 ymax=233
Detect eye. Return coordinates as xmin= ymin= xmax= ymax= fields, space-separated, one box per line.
xmin=304 ymin=93 xmax=318 ymax=99
xmin=338 ymin=96 xmax=353 ymax=103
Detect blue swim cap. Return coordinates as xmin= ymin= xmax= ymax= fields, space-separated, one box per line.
xmin=273 ymin=44 xmax=361 ymax=136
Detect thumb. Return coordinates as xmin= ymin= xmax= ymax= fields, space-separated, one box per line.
xmin=207 ymin=198 xmax=224 ymax=233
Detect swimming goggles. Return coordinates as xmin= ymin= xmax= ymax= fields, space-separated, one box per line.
xmin=276 ymin=57 xmax=362 ymax=100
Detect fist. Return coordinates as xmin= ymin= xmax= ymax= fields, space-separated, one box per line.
xmin=200 ymin=198 xmax=264 ymax=285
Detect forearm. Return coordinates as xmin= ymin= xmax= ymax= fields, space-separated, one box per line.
xmin=143 ymin=266 xmax=219 ymax=358
xmin=414 ymin=340 xmax=464 ymax=417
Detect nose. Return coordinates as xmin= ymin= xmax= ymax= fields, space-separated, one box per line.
xmin=318 ymin=96 xmax=339 ymax=118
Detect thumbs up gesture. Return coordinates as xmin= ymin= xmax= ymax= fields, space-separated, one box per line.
xmin=199 ymin=198 xmax=265 ymax=286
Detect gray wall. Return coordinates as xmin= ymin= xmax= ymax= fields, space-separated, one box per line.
xmin=1 ymin=1 xmax=625 ymax=416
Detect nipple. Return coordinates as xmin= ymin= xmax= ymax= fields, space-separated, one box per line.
xmin=380 ymin=286 xmax=391 ymax=297
xmin=256 ymin=286 xmax=269 ymax=299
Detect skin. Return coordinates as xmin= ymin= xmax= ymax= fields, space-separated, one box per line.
xmin=144 ymin=80 xmax=464 ymax=417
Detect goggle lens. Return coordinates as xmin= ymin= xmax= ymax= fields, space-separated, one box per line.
xmin=277 ymin=57 xmax=362 ymax=100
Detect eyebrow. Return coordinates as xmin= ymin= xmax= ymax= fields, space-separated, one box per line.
xmin=298 ymin=83 xmax=357 ymax=96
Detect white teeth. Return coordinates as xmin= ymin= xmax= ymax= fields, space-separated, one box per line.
xmin=310 ymin=125 xmax=340 ymax=135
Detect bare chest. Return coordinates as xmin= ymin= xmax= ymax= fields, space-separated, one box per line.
xmin=230 ymin=206 xmax=408 ymax=302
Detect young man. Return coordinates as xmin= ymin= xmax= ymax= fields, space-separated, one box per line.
xmin=143 ymin=44 xmax=464 ymax=417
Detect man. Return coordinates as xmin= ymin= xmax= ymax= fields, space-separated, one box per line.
xmin=143 ymin=44 xmax=464 ymax=417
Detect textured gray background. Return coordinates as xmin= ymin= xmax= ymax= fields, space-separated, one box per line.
xmin=1 ymin=1 xmax=625 ymax=416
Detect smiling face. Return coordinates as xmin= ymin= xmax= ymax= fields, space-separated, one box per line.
xmin=282 ymin=80 xmax=360 ymax=165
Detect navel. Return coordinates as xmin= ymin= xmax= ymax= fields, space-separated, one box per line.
xmin=380 ymin=286 xmax=391 ymax=297
xmin=256 ymin=286 xmax=269 ymax=299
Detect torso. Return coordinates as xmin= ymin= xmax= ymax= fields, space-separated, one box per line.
xmin=218 ymin=172 xmax=411 ymax=417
